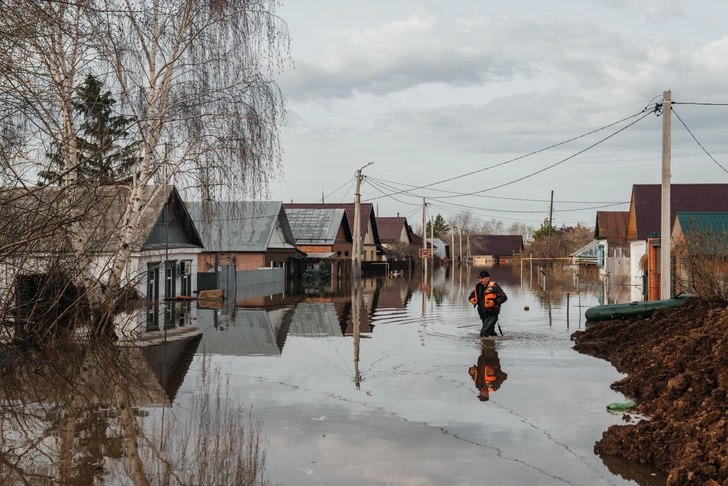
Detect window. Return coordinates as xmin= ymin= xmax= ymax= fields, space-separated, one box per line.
xmin=345 ymin=251 xmax=349 ymax=257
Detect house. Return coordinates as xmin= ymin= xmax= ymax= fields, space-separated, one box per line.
xmin=284 ymin=203 xmax=386 ymax=262
xmin=468 ymin=235 xmax=524 ymax=265
xmin=594 ymin=211 xmax=629 ymax=249
xmin=671 ymin=212 xmax=728 ymax=296
xmin=426 ymin=238 xmax=450 ymax=260
xmin=285 ymin=207 xmax=353 ymax=283
xmin=2 ymin=184 xmax=204 ymax=305
xmin=187 ymin=201 xmax=305 ymax=288
xmin=627 ymin=184 xmax=728 ymax=299
xmin=377 ymin=216 xmax=415 ymax=250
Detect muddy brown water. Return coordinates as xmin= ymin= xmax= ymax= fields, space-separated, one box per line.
xmin=0 ymin=266 xmax=667 ymax=485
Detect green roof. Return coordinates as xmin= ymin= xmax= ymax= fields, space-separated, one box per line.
xmin=676 ymin=212 xmax=728 ymax=235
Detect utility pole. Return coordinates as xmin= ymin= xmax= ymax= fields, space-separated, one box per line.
xmin=352 ymin=162 xmax=373 ymax=281
xmin=548 ymin=190 xmax=554 ymax=252
xmin=661 ymin=90 xmax=672 ymax=299
xmin=422 ymin=198 xmax=427 ymax=282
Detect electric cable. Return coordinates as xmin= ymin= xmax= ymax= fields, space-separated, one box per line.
xmin=672 ymin=102 xmax=728 ymax=106
xmin=364 ymin=107 xmax=655 ymax=202
xmin=671 ymin=107 xmax=728 ymax=175
xmin=324 ymin=176 xmax=356 ymax=201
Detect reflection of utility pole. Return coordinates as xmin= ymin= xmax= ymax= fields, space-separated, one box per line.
xmin=422 ymin=198 xmax=427 ymax=283
xmin=352 ymin=162 xmax=373 ymax=281
xmin=352 ymin=282 xmax=362 ymax=389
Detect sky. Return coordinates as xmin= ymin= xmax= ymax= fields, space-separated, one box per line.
xmin=267 ymin=0 xmax=728 ymax=232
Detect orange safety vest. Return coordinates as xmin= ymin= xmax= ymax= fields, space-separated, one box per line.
xmin=469 ymin=282 xmax=499 ymax=308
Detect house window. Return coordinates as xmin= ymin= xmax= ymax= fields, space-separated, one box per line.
xmin=345 ymin=251 xmax=349 ymax=257
xmin=337 ymin=251 xmax=341 ymax=256
xmin=147 ymin=263 xmax=160 ymax=301
xmin=180 ymin=260 xmax=192 ymax=297
xmin=165 ymin=260 xmax=177 ymax=299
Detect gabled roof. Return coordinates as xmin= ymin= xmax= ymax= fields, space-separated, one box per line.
xmin=187 ymin=201 xmax=297 ymax=252
xmin=284 ymin=203 xmax=382 ymax=247
xmin=594 ymin=211 xmax=629 ymax=246
xmin=628 ymin=184 xmax=728 ymax=241
xmin=674 ymin=212 xmax=728 ymax=236
xmin=469 ymin=235 xmax=524 ymax=256
xmin=377 ymin=217 xmax=413 ymax=244
xmin=1 ymin=185 xmax=202 ymax=253
xmin=285 ymin=208 xmax=351 ymax=245
xmin=426 ymin=238 xmax=449 ymax=259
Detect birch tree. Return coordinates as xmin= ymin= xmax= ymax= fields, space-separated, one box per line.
xmin=0 ymin=0 xmax=290 ymax=334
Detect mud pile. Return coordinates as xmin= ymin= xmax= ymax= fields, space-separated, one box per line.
xmin=571 ymin=297 xmax=728 ymax=486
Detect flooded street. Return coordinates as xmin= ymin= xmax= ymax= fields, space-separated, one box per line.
xmin=0 ymin=266 xmax=667 ymax=485
xmin=190 ymin=265 xmax=664 ymax=486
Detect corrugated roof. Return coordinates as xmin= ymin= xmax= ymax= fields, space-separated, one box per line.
xmin=1 ymin=185 xmax=202 ymax=253
xmin=377 ymin=217 xmax=412 ymax=243
xmin=630 ymin=184 xmax=728 ymax=240
xmin=594 ymin=211 xmax=629 ymax=246
xmin=187 ymin=201 xmax=297 ymax=252
xmin=286 ymin=208 xmax=349 ymax=245
xmin=469 ymin=235 xmax=524 ymax=256
xmin=284 ymin=203 xmax=381 ymax=246
xmin=675 ymin=212 xmax=728 ymax=235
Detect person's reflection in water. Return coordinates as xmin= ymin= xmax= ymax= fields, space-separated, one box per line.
xmin=468 ymin=340 xmax=508 ymax=401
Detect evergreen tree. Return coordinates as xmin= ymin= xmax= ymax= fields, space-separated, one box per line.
xmin=532 ymin=218 xmax=558 ymax=242
xmin=425 ymin=214 xmax=449 ymax=238
xmin=39 ymin=74 xmax=139 ymax=185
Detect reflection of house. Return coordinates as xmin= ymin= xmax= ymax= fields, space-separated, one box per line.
xmin=285 ymin=207 xmax=353 ymax=283
xmin=469 ymin=235 xmax=523 ymax=265
xmin=287 ymin=302 xmax=343 ymax=337
xmin=671 ymin=212 xmax=728 ymax=296
xmin=285 ymin=203 xmax=386 ymax=262
xmin=627 ymin=184 xmax=728 ymax=299
xmin=195 ymin=307 xmax=286 ymax=356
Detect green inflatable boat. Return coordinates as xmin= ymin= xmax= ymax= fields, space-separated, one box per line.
xmin=584 ymin=293 xmax=695 ymax=322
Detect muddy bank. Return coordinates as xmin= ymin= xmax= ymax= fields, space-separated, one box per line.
xmin=572 ymin=297 xmax=728 ymax=486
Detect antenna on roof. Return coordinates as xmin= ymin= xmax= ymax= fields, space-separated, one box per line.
xmin=321 ymin=182 xmax=324 ymax=203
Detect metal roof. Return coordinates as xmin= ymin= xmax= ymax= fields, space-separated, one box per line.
xmin=377 ymin=217 xmax=413 ymax=243
xmin=286 ymin=208 xmax=349 ymax=245
xmin=469 ymin=235 xmax=524 ymax=256
xmin=426 ymin=238 xmax=449 ymax=259
xmin=594 ymin=211 xmax=629 ymax=246
xmin=630 ymin=184 xmax=728 ymax=240
xmin=284 ymin=202 xmax=382 ymax=246
xmin=674 ymin=212 xmax=728 ymax=235
xmin=187 ymin=201 xmax=297 ymax=252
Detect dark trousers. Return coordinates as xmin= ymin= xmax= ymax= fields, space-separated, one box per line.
xmin=480 ymin=312 xmax=499 ymax=337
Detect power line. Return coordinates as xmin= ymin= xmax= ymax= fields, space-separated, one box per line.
xmin=671 ymin=107 xmax=728 ymax=175
xmin=367 ymin=175 xmax=626 ymax=204
xmin=672 ymin=102 xmax=728 ymax=106
xmin=324 ymin=176 xmax=356 ymax=201
xmin=364 ymin=107 xmax=655 ymax=203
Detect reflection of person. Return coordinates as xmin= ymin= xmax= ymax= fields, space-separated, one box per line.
xmin=468 ymin=340 xmax=508 ymax=401
xmin=468 ymin=270 xmax=508 ymax=337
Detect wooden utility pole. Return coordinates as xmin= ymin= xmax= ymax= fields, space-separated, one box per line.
xmin=548 ymin=190 xmax=554 ymax=252
xmin=352 ymin=162 xmax=373 ymax=281
xmin=661 ymin=90 xmax=672 ymax=299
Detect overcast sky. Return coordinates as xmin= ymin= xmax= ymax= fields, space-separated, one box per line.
xmin=267 ymin=0 xmax=728 ymax=231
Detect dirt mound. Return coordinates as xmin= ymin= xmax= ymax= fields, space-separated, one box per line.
xmin=571 ymin=297 xmax=728 ymax=486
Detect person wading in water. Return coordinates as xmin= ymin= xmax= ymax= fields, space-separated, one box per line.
xmin=468 ymin=270 xmax=507 ymax=337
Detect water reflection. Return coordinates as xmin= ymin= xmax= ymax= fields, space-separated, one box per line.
xmin=468 ymin=340 xmax=508 ymax=401
xmin=0 ymin=335 xmax=273 ymax=485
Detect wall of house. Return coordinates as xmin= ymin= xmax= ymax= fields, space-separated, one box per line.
xmin=630 ymin=240 xmax=647 ymax=301
xmin=198 ymin=252 xmax=266 ymax=273
xmin=298 ymin=245 xmax=333 ymax=254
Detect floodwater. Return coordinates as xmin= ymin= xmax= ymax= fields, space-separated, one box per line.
xmin=0 ymin=265 xmax=668 ymax=485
